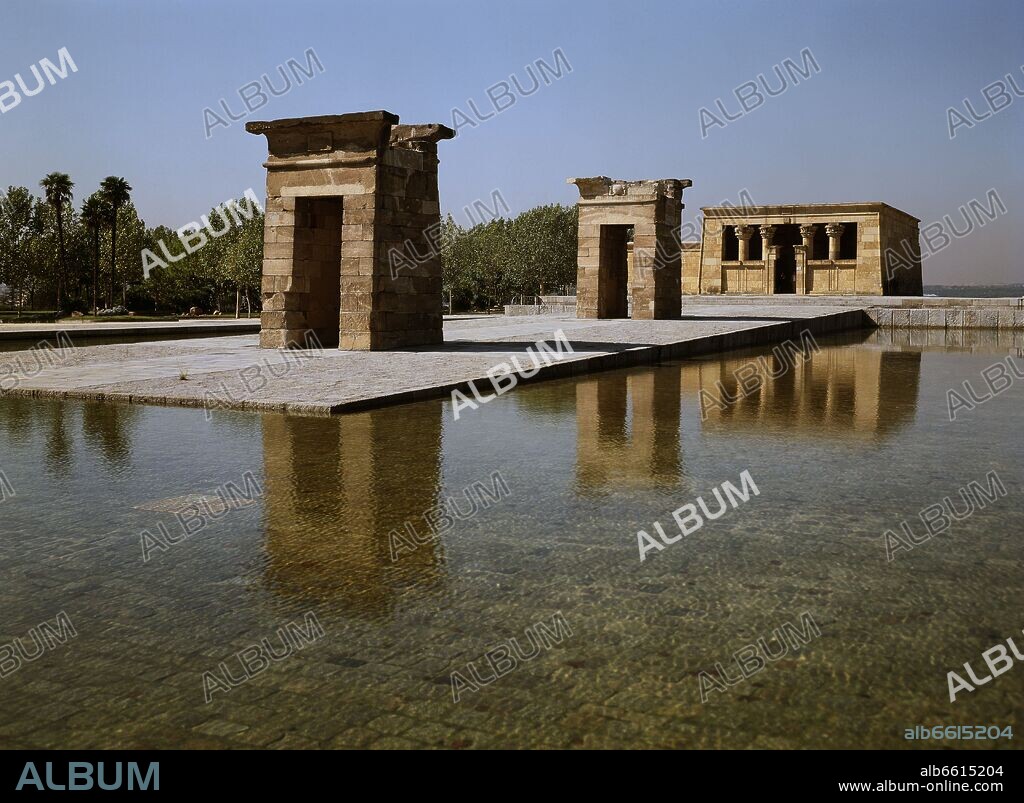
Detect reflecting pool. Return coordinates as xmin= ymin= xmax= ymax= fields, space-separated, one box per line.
xmin=0 ymin=329 xmax=1021 ymax=748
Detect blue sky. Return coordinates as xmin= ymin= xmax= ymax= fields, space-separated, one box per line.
xmin=2 ymin=0 xmax=1021 ymax=283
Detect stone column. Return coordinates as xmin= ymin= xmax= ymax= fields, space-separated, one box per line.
xmin=793 ymin=244 xmax=808 ymax=294
xmin=759 ymin=224 xmax=775 ymax=294
xmin=825 ymin=223 xmax=844 ymax=262
xmin=735 ymin=224 xmax=754 ymax=263
xmin=764 ymin=245 xmax=778 ymax=294
xmin=799 ymin=224 xmax=817 ymax=256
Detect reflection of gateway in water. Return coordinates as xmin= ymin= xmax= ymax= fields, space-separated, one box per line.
xmin=261 ymin=406 xmax=447 ymax=618
xmin=682 ymin=333 xmax=922 ymax=440
xmin=574 ymin=371 xmax=683 ymax=493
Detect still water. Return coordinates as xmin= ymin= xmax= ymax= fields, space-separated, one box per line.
xmin=0 ymin=329 xmax=1021 ymax=749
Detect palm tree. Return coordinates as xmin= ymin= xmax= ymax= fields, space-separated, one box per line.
xmin=39 ymin=172 xmax=74 ymax=312
xmin=99 ymin=176 xmax=132 ymax=308
xmin=80 ymin=192 xmax=109 ymax=315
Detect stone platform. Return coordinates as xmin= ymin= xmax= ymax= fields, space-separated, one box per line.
xmin=0 ymin=318 xmax=261 ymax=342
xmin=680 ymin=294 xmax=1024 ymax=310
xmin=0 ymin=306 xmax=867 ymax=415
xmin=507 ymin=294 xmax=1024 ymax=330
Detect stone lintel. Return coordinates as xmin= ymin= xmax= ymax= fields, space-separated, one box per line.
xmin=261 ymin=153 xmax=378 ymax=172
xmin=246 ymin=110 xmax=400 ymax=159
xmin=567 ymin=177 xmax=693 ymax=201
xmin=702 ymin=202 xmax=920 ymax=223
xmin=279 ymin=185 xmax=369 ymax=197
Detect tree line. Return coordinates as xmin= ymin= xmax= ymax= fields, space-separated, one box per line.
xmin=440 ymin=202 xmax=577 ymax=310
xmin=0 ymin=173 xmax=261 ymax=317
xmin=0 ymin=176 xmax=577 ymax=318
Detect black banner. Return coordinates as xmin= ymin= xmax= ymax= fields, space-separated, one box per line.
xmin=0 ymin=749 xmax=1019 ymax=794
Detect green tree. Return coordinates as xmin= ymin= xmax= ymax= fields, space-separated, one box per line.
xmin=439 ymin=214 xmax=468 ymax=310
xmin=438 ymin=203 xmax=578 ymax=311
xmin=507 ymin=203 xmax=577 ymax=297
xmin=99 ymin=176 xmax=132 ymax=308
xmin=39 ymin=172 xmax=74 ymax=311
xmin=471 ymin=218 xmax=513 ymax=309
xmin=218 ymin=203 xmax=263 ymax=317
xmin=0 ymin=187 xmax=43 ymax=313
xmin=138 ymin=225 xmax=180 ymax=312
xmin=80 ymin=192 xmax=109 ymax=314
xmin=111 ymin=202 xmax=147 ymax=305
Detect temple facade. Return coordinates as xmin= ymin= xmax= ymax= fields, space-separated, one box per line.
xmin=692 ymin=203 xmax=922 ymax=297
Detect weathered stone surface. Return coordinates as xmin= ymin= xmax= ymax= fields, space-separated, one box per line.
xmin=906 ymin=309 xmax=929 ymax=328
xmin=568 ymin=176 xmax=692 ymax=321
xmin=247 ymin=110 xmax=454 ymax=350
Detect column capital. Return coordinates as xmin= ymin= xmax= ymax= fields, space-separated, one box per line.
xmin=799 ymin=223 xmax=818 ymax=239
xmin=759 ymin=224 xmax=776 ymax=246
xmin=824 ymin=223 xmax=845 ymax=238
xmin=734 ymin=223 xmax=755 ymax=240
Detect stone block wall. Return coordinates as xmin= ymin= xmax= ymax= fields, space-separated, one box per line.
xmin=247 ymin=111 xmax=454 ymax=350
xmin=569 ymin=177 xmax=691 ymax=319
xmin=681 ymin=242 xmax=702 ymax=294
xmin=807 ymin=214 xmax=878 ymax=294
xmin=867 ymin=305 xmax=1023 ymax=330
xmin=374 ymin=125 xmax=447 ymax=349
xmin=879 ymin=206 xmax=923 ymax=296
xmin=698 ymin=218 xmax=725 ymax=294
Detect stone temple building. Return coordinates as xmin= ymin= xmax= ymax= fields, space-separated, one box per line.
xmin=247 ymin=110 xmax=453 ymax=350
xmin=568 ymin=188 xmax=921 ymax=320
xmin=692 ymin=202 xmax=922 ymax=297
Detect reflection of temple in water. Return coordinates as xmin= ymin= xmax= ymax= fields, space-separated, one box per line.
xmin=261 ymin=405 xmax=447 ymax=618
xmin=682 ymin=334 xmax=921 ymax=440
xmin=575 ymin=371 xmax=683 ymax=493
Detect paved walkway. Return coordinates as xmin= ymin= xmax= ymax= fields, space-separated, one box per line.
xmin=0 ymin=306 xmax=867 ymax=415
xmin=0 ymin=318 xmax=260 ymax=341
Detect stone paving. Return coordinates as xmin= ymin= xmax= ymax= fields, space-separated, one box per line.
xmin=0 ymin=318 xmax=260 ymax=342
xmin=0 ymin=306 xmax=867 ymax=415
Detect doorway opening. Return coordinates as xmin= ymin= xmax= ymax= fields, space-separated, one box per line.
xmin=772 ymin=224 xmax=801 ymax=294
xmin=293 ymin=196 xmax=343 ymax=347
xmin=598 ymin=224 xmax=630 ymax=318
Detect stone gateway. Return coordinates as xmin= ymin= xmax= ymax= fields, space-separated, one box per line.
xmin=569 ymin=177 xmax=692 ymax=319
xmin=246 ymin=110 xmax=454 ymax=350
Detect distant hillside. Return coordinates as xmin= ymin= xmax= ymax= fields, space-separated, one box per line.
xmin=924 ymin=284 xmax=1024 ymax=298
